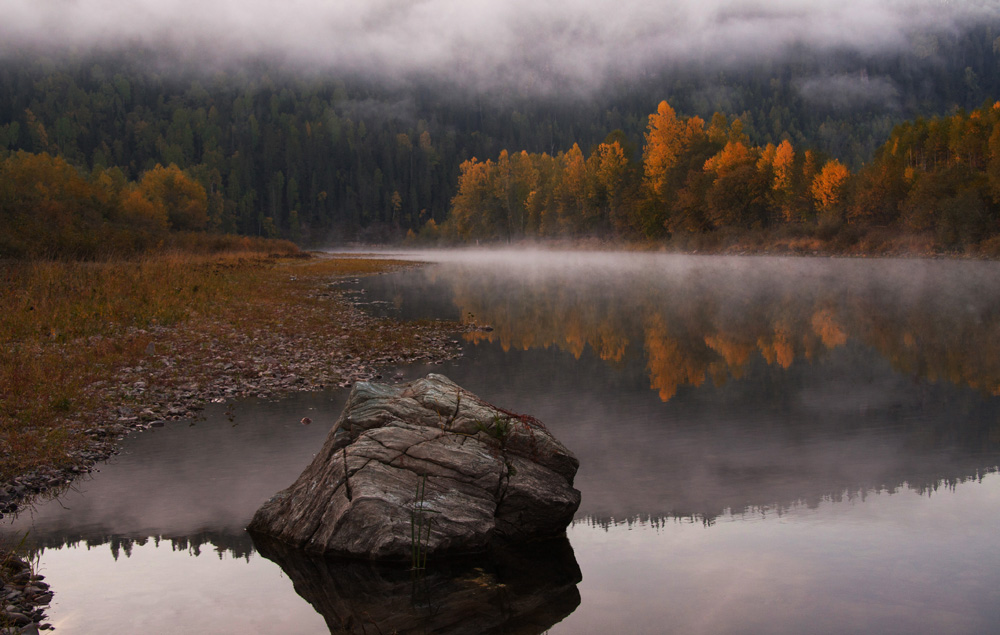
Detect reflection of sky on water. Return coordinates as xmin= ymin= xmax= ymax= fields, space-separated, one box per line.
xmin=4 ymin=252 xmax=1000 ymax=632
xmin=7 ymin=392 xmax=341 ymax=544
xmin=27 ymin=475 xmax=1000 ymax=634
xmin=563 ymin=475 xmax=1000 ymax=634
xmin=40 ymin=541 xmax=327 ymax=634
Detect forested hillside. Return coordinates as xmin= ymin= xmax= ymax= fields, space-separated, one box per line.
xmin=1 ymin=22 xmax=999 ymax=245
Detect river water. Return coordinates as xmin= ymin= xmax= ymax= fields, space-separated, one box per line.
xmin=4 ymin=251 xmax=1000 ymax=633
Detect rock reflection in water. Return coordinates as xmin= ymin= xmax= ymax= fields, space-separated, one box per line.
xmin=252 ymin=534 xmax=581 ymax=635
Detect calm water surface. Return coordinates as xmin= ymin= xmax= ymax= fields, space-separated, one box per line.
xmin=4 ymin=251 xmax=1000 ymax=633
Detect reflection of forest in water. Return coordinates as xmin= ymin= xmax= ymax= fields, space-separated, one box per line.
xmin=445 ymin=338 xmax=1000 ymax=525
xmin=432 ymin=255 xmax=1000 ymax=403
xmin=18 ymin=530 xmax=256 ymax=562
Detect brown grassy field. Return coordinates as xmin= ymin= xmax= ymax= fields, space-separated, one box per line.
xmin=0 ymin=248 xmax=450 ymax=484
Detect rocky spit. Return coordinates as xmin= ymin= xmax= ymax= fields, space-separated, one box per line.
xmin=0 ymin=270 xmax=469 ymax=631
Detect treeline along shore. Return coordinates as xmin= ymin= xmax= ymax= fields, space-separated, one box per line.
xmin=6 ymin=100 xmax=1000 ymax=260
xmin=434 ymin=100 xmax=1000 ymax=257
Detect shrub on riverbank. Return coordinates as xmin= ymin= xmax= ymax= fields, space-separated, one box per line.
xmin=0 ymin=151 xmax=302 ymax=261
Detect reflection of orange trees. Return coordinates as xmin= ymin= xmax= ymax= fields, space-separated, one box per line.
xmin=640 ymin=306 xmax=856 ymax=400
xmin=461 ymin=307 xmax=628 ymax=362
xmin=811 ymin=308 xmax=848 ymax=349
xmin=646 ymin=316 xmax=837 ymax=401
xmin=756 ymin=324 xmax=796 ymax=369
xmin=463 ymin=329 xmax=499 ymax=347
xmin=563 ymin=317 xmax=587 ymax=359
xmin=448 ymin=272 xmax=1000 ymax=402
xmin=848 ymin=299 xmax=1000 ymax=397
xmin=703 ymin=334 xmax=754 ymax=380
xmin=595 ymin=321 xmax=628 ymax=363
xmin=453 ymin=277 xmax=633 ymax=361
xmin=644 ymin=314 xmax=706 ymax=401
xmin=456 ymin=290 xmax=858 ymax=402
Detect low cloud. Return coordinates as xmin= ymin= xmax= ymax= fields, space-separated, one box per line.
xmin=796 ymin=73 xmax=902 ymax=110
xmin=2 ymin=0 xmax=997 ymax=92
xmin=337 ymin=98 xmax=418 ymax=123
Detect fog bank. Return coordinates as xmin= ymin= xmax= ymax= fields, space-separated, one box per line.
xmin=3 ymin=0 xmax=997 ymax=92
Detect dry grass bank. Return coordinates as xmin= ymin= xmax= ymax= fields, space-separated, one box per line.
xmin=0 ymin=250 xmax=453 ymax=485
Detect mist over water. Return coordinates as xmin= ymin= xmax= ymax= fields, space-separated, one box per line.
xmin=364 ymin=247 xmax=1000 ymax=317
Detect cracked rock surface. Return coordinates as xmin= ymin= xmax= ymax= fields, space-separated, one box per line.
xmin=248 ymin=374 xmax=580 ymax=560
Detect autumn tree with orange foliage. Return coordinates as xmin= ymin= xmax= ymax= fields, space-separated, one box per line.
xmin=868 ymin=101 xmax=1000 ymax=248
xmin=702 ymin=140 xmax=771 ymax=228
xmin=138 ymin=164 xmax=209 ymax=231
xmin=450 ymin=158 xmax=500 ymax=239
xmin=811 ymin=160 xmax=851 ymax=224
xmin=586 ymin=140 xmax=630 ymax=233
xmin=643 ymin=101 xmax=687 ymax=202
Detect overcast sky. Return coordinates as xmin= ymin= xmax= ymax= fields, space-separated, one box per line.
xmin=3 ymin=0 xmax=997 ymax=90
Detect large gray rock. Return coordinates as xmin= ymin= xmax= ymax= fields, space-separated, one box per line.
xmin=247 ymin=374 xmax=580 ymax=560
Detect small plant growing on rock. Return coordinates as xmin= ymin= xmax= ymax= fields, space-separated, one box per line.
xmin=410 ymin=474 xmax=438 ymax=570
xmin=476 ymin=414 xmax=513 ymax=450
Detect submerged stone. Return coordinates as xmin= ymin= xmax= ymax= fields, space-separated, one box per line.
xmin=247 ymin=373 xmax=581 ymax=560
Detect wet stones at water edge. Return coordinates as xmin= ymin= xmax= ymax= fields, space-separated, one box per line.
xmin=0 ymin=553 xmax=51 ymax=633
xmin=0 ymin=446 xmax=117 ymax=519
xmin=248 ymin=374 xmax=581 ymax=560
